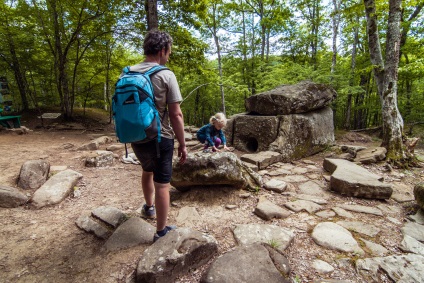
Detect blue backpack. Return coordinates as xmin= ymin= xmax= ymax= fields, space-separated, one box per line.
xmin=112 ymin=65 xmax=168 ymax=145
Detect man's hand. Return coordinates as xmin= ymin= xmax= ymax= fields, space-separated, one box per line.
xmin=212 ymin=146 xmax=220 ymax=152
xmin=223 ymin=145 xmax=234 ymax=152
xmin=178 ymin=145 xmax=187 ymax=164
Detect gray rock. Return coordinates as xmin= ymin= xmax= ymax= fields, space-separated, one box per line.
xmin=31 ymin=169 xmax=83 ymax=208
xmin=340 ymin=144 xmax=367 ymax=157
xmin=240 ymin=151 xmax=282 ymax=170
xmin=292 ymin=167 xmax=308 ymax=174
xmin=254 ymin=196 xmax=291 ymax=220
xmin=171 ymin=152 xmax=262 ymax=191
xmin=414 ymin=183 xmax=424 ymax=209
xmin=232 ymin=115 xmax=280 ymax=152
xmin=242 ymin=161 xmax=258 ymax=172
xmin=106 ymin=144 xmax=125 ymax=151
xmin=323 ymin=158 xmax=392 ymax=199
xmin=408 ymin=209 xmax=424 ymax=225
xmin=50 ymin=165 xmax=67 ymax=172
xmin=339 ymin=204 xmax=383 ymax=216
xmin=201 ymin=243 xmax=290 ymax=283
xmin=315 ymin=210 xmax=336 ymax=219
xmin=391 ymin=182 xmax=415 ymax=203
xmin=18 ymin=160 xmax=50 ymax=190
xmin=356 ymin=254 xmax=424 ymax=282
xmin=184 ymin=132 xmax=193 ymax=141
xmin=402 ymin=222 xmax=424 ymax=242
xmin=78 ymin=136 xmax=113 ymax=150
xmin=85 ymin=150 xmax=114 ymax=167
xmin=400 ymin=235 xmax=424 ymax=256
xmin=269 ymin=107 xmax=335 ymax=161
xmin=336 ymin=221 xmax=381 ymax=237
xmin=296 ymin=194 xmax=328 ymax=204
xmin=0 ymin=185 xmax=29 ymax=208
xmin=353 ymin=147 xmax=387 ymax=164
xmin=312 ymin=259 xmax=334 ymax=274
xmin=332 ymin=207 xmax=354 ymax=218
xmin=233 ymin=224 xmax=294 ymax=252
xmin=359 ymin=238 xmax=388 ymax=256
xmin=91 ymin=206 xmax=126 ymax=228
xmin=136 ymin=228 xmax=218 ymax=283
xmin=104 ymin=217 xmax=155 ymax=251
xmin=311 ymin=222 xmax=364 ymax=255
xmin=264 ymin=179 xmax=287 ymax=193
xmin=75 ymin=215 xmax=112 ymax=240
xmin=284 ymin=200 xmax=323 ymax=214
xmin=277 ymin=174 xmax=309 ymax=183
xmin=298 ymin=180 xmax=326 ymax=196
xmin=245 ymin=81 xmax=336 ymax=115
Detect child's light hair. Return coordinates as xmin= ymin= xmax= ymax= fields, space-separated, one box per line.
xmin=209 ymin=112 xmax=227 ymax=126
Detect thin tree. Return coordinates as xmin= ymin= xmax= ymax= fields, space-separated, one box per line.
xmin=363 ymin=0 xmax=406 ymax=163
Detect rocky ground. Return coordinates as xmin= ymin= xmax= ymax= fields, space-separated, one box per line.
xmin=0 ymin=112 xmax=423 ymax=283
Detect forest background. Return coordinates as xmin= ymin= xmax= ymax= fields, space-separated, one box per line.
xmin=0 ymin=0 xmax=423 ymax=146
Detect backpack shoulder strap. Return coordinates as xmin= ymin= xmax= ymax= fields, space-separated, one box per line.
xmin=122 ymin=66 xmax=131 ymax=74
xmin=144 ymin=65 xmax=169 ymax=77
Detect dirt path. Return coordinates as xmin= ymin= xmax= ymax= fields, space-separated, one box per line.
xmin=0 ymin=125 xmax=422 ymax=283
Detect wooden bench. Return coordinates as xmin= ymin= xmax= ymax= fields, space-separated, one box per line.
xmin=0 ymin=115 xmax=21 ymax=128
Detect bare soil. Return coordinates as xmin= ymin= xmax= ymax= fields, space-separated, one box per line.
xmin=0 ymin=111 xmax=423 ymax=283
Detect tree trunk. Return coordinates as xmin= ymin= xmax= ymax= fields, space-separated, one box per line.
xmin=145 ymin=0 xmax=158 ymax=31
xmin=331 ymin=0 xmax=341 ymax=75
xmin=364 ymin=0 xmax=405 ymax=161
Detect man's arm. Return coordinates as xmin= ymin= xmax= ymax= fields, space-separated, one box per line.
xmin=168 ymin=102 xmax=187 ymax=164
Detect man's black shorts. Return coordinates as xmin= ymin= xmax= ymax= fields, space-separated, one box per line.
xmin=131 ymin=137 xmax=174 ymax=184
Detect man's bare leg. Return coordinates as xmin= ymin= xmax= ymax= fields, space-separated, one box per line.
xmin=154 ymin=181 xmax=170 ymax=231
xmin=141 ymin=171 xmax=154 ymax=207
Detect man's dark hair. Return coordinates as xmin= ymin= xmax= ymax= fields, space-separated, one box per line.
xmin=143 ymin=30 xmax=173 ymax=55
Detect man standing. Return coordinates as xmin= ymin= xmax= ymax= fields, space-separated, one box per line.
xmin=129 ymin=30 xmax=187 ymax=242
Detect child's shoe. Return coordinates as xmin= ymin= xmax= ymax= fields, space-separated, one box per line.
xmin=153 ymin=225 xmax=177 ymax=242
xmin=141 ymin=204 xmax=156 ymax=219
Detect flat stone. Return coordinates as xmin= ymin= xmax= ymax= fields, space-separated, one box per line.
xmin=295 ymin=194 xmax=328 ymax=204
xmin=312 ymin=222 xmax=364 ymax=255
xmin=387 ymin=217 xmax=402 ymax=225
xmin=323 ymin=158 xmax=392 ymax=199
xmin=240 ymin=151 xmax=282 ymax=170
xmin=31 ymin=169 xmax=83 ymax=208
xmin=339 ymin=204 xmax=383 ymax=216
xmin=239 ymin=193 xmax=251 ymax=198
xmin=233 ymin=224 xmax=294 ymax=252
xmin=402 ymin=222 xmax=424 ymax=242
xmin=353 ymin=147 xmax=387 ymax=164
xmin=242 ymin=161 xmax=258 ymax=172
xmin=298 ymin=180 xmax=326 ymax=195
xmin=225 ymin=204 xmax=237 ymax=209
xmin=332 ymin=207 xmax=354 ymax=218
xmin=359 ymin=238 xmax=388 ymax=256
xmin=264 ymin=179 xmax=287 ymax=193
xmin=75 ymin=215 xmax=112 ymax=240
xmin=356 ymin=254 xmax=424 ymax=282
xmin=315 ymin=210 xmax=336 ymax=219
xmin=104 ymin=217 xmax=155 ymax=251
xmin=91 ymin=206 xmax=126 ymax=228
xmin=254 ymin=196 xmax=291 ymax=220
xmin=408 ymin=209 xmax=424 ymax=225
xmin=284 ymin=200 xmax=323 ymax=214
xmin=400 ymin=235 xmax=424 ymax=256
xmin=201 ymin=243 xmax=290 ymax=283
xmin=277 ymin=174 xmax=309 ymax=183
xmin=85 ymin=150 xmax=114 ymax=167
xmin=291 ymin=167 xmax=308 ymax=174
xmin=312 ymin=259 xmax=334 ymax=274
xmin=376 ymin=204 xmax=402 ymax=215
xmin=336 ymin=221 xmax=381 ymax=237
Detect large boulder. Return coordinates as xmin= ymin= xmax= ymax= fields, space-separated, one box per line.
xmin=136 ymin=228 xmax=218 ymax=283
xmin=18 ymin=160 xmax=50 ymax=190
xmin=269 ymin=107 xmax=335 ymax=160
xmin=414 ymin=183 xmax=424 ymax=209
xmin=230 ymin=107 xmax=334 ymax=161
xmin=201 ymin=243 xmax=290 ymax=283
xmin=171 ymin=152 xmax=262 ymax=191
xmin=245 ymin=81 xmax=336 ymax=115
